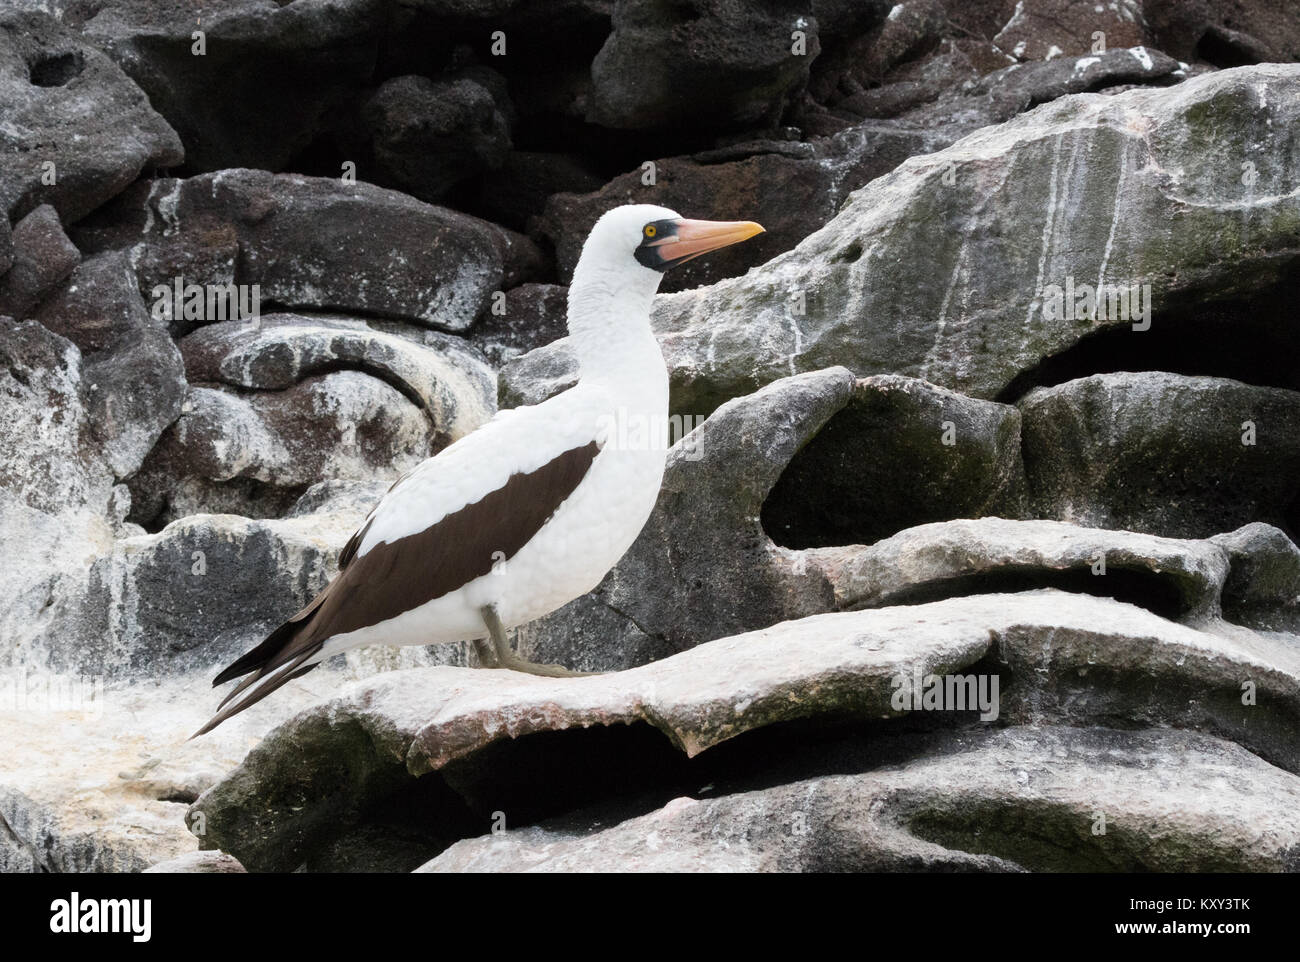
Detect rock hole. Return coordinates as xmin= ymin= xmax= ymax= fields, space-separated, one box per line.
xmin=833 ymin=240 xmax=864 ymax=263
xmin=437 ymin=722 xmax=695 ymax=829
xmin=1194 ymin=27 xmax=1261 ymax=69
xmin=29 ymin=51 xmax=85 ymax=88
xmin=760 ymin=396 xmax=1019 ymax=549
xmin=907 ymin=802 xmax=1153 ymax=871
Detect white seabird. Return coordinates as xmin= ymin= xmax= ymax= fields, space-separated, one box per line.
xmin=195 ymin=204 xmax=764 ymax=735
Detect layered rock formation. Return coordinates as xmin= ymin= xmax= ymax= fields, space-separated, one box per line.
xmin=1 ymin=0 xmax=1297 ymax=873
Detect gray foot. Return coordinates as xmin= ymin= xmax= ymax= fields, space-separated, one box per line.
xmin=480 ymin=604 xmax=598 ymax=678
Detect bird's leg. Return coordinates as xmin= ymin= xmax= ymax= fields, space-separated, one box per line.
xmin=480 ymin=604 xmax=597 ymax=678
xmin=471 ymin=637 xmax=500 ymax=668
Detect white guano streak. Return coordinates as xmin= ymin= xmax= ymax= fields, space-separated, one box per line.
xmin=1026 ymin=132 xmax=1065 ymax=328
xmin=1096 ymin=136 xmax=1130 ymax=294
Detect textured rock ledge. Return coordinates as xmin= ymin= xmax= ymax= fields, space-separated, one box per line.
xmin=189 ymin=589 xmax=1300 ymax=872
xmin=421 ymin=726 xmax=1300 ymax=873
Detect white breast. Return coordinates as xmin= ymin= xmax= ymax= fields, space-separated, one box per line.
xmin=317 ymin=343 xmax=670 ymax=657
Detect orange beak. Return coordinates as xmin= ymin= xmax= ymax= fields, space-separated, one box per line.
xmin=646 ymin=218 xmax=765 ymax=268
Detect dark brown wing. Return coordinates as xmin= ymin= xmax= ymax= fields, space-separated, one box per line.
xmin=192 ymin=440 xmax=601 ymax=736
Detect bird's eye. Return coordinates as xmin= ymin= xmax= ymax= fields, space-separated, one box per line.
xmin=644 ymin=224 xmax=656 ymax=238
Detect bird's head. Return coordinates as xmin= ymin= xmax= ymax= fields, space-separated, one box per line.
xmin=577 ymin=204 xmax=765 ymax=286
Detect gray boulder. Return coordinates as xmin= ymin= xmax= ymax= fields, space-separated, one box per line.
xmin=1211 ymin=522 xmax=1300 ymax=633
xmin=655 ymin=62 xmax=1293 ymax=412
xmin=363 ymin=74 xmax=512 ymax=203
xmin=81 ymin=0 xmax=386 ymax=172
xmin=510 ymin=64 xmax=1300 ymax=417
xmin=499 ymin=337 xmax=581 ymax=409
xmin=1019 ymin=373 xmax=1300 ymax=539
xmin=127 ymin=313 xmax=495 ymax=526
xmin=177 ymin=314 xmax=496 ymax=440
xmin=0 ymin=11 xmax=183 ymax=224
xmin=46 ymin=504 xmax=355 ymax=679
xmin=0 ymin=205 xmax=80 ymax=319
xmin=804 ymin=0 xmax=966 ymax=127
xmin=587 ymin=0 xmax=819 ymax=131
xmin=963 ymin=46 xmax=1182 ymax=120
xmin=35 ymin=251 xmax=187 ymax=479
xmin=73 ymin=170 xmax=509 ymax=333
xmin=39 ymin=481 xmax=464 ymax=681
xmin=470 ymin=283 xmax=569 ymax=368
xmin=128 ymin=377 xmax=432 ymax=528
xmin=992 ymin=0 xmax=1151 ymax=62
xmin=813 ymin=517 xmax=1233 ymax=621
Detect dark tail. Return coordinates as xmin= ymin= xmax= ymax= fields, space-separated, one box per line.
xmin=191 ymin=592 xmax=330 ymax=738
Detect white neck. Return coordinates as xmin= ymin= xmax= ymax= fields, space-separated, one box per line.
xmin=566 ymin=257 xmax=667 ymax=407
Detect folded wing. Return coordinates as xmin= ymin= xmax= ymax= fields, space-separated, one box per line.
xmin=192 ymin=436 xmax=602 ymax=736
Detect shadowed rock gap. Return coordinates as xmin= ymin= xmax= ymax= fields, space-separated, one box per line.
xmin=301 ymin=771 xmax=481 ymax=873
xmin=1286 ymin=495 xmax=1300 ymax=546
xmin=131 ymin=477 xmax=310 ymax=533
xmin=994 ymin=266 xmax=1300 ymax=403
xmin=1195 ymin=28 xmax=1265 ymax=70
xmin=847 ymin=565 xmax=1189 ymax=622
xmin=759 ymin=379 xmax=1023 ymax=550
xmin=905 ymin=799 xmax=1229 ymax=871
xmin=188 ymin=354 xmax=445 ymax=435
xmin=297 ymin=713 xmax=987 ymax=872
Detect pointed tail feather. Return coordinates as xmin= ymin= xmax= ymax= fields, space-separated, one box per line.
xmin=197 ymin=588 xmax=336 ymax=737
xmin=212 ymin=591 xmax=329 ymax=686
xmin=191 ymin=648 xmax=322 ymax=739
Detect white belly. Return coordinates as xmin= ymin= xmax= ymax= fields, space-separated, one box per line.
xmin=318 ymin=420 xmax=668 ymax=657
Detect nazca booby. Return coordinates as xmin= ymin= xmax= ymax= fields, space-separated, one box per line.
xmin=195 ymin=205 xmax=764 ymax=735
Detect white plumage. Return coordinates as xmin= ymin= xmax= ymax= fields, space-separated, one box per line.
xmin=196 ymin=203 xmax=762 ymax=734
xmin=321 ymin=205 xmax=675 ymax=656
